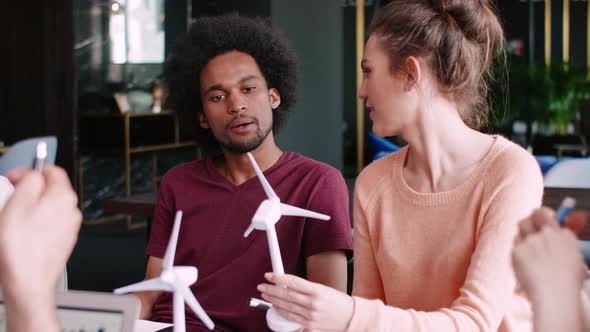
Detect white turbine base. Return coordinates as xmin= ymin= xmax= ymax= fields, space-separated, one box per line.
xmin=266 ymin=307 xmax=301 ymax=332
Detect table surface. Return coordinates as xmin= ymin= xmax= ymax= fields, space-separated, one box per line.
xmin=553 ymin=143 xmax=587 ymax=150
xmin=102 ymin=192 xmax=157 ymax=218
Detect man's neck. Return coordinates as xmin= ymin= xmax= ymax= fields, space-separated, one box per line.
xmin=215 ymin=138 xmax=283 ymax=186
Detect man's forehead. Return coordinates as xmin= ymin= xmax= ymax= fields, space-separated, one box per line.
xmin=200 ymin=51 xmax=266 ymax=89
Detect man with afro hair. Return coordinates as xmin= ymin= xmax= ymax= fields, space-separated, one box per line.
xmin=138 ymin=14 xmax=353 ymax=331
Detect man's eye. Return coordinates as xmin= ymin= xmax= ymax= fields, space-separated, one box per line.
xmin=211 ymin=94 xmax=225 ymax=101
xmin=243 ymin=86 xmax=256 ymax=93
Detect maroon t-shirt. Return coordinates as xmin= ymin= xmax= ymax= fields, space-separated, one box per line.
xmin=146 ymin=152 xmax=353 ymax=331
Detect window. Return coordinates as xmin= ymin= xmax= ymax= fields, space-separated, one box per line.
xmin=109 ymin=0 xmax=165 ymax=64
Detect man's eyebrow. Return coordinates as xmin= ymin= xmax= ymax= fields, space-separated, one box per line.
xmin=203 ymin=84 xmax=223 ymax=95
xmin=239 ymin=75 xmax=259 ymax=83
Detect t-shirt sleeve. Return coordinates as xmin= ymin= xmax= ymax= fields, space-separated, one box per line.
xmin=146 ymin=174 xmax=175 ymax=258
xmin=302 ymin=169 xmax=354 ymax=259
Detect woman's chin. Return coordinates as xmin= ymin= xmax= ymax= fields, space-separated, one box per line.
xmin=372 ymin=127 xmax=396 ymax=138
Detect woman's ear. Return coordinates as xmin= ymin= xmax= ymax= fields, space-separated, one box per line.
xmin=403 ymin=56 xmax=422 ymax=91
xmin=269 ymin=88 xmax=281 ymax=110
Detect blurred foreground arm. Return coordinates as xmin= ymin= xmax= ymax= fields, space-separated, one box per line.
xmin=513 ymin=207 xmax=587 ymax=332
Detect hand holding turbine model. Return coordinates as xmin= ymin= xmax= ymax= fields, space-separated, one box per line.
xmin=244 ymin=152 xmax=331 ymax=332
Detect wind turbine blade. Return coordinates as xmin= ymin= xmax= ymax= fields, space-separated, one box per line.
xmin=243 ymin=224 xmax=255 ymax=238
xmin=247 ymin=152 xmax=277 ymax=199
xmin=113 ymin=278 xmax=171 ymax=294
xmin=163 ymin=211 xmax=183 ymax=270
xmin=175 ymin=283 xmax=215 ymax=330
xmin=280 ymin=203 xmax=330 ymax=220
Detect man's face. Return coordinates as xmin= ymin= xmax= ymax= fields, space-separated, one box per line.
xmin=199 ymin=51 xmax=280 ymax=154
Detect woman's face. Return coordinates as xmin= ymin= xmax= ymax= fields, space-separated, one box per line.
xmin=358 ymin=34 xmax=418 ymax=137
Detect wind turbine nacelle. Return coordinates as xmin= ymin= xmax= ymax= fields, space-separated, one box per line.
xmin=252 ymin=198 xmax=281 ymax=229
xmin=162 ymin=266 xmax=199 ymax=287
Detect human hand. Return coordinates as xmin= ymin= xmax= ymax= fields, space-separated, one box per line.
xmin=0 ymin=166 xmax=82 ymax=299
xmin=512 ymin=226 xmax=585 ymax=302
xmin=515 ymin=207 xmax=558 ymax=243
xmin=258 ymin=273 xmax=354 ymax=331
xmin=516 ymin=206 xmax=588 ymax=242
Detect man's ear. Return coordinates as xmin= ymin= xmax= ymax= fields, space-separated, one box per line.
xmin=269 ymin=88 xmax=281 ymax=110
xmin=199 ymin=112 xmax=210 ymax=129
xmin=403 ymin=56 xmax=422 ymax=91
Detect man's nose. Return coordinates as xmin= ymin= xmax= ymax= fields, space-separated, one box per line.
xmin=228 ymin=93 xmax=247 ymax=114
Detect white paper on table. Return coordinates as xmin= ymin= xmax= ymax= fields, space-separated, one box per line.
xmin=134 ymin=319 xmax=173 ymax=332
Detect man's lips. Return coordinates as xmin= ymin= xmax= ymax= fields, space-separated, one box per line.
xmin=231 ymin=122 xmax=254 ymax=130
xmin=228 ymin=118 xmax=257 ymax=133
xmin=230 ymin=117 xmax=256 ymax=128
xmin=231 ymin=122 xmax=253 ymax=129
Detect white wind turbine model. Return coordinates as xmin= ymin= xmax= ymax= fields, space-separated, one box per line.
xmin=243 ymin=152 xmax=330 ymax=332
xmin=114 ymin=211 xmax=214 ymax=332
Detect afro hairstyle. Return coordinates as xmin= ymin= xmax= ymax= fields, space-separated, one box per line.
xmin=163 ymin=13 xmax=298 ymax=156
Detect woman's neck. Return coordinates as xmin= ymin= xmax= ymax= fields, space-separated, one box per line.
xmin=401 ymin=97 xmax=494 ymax=193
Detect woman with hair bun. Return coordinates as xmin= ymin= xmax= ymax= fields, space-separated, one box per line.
xmin=258 ymin=1 xmax=543 ymax=331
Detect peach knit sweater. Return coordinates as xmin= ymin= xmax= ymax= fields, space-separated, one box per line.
xmin=348 ymin=136 xmax=543 ymax=332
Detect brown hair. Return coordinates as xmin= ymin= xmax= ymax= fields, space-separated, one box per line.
xmin=369 ymin=0 xmax=505 ymax=129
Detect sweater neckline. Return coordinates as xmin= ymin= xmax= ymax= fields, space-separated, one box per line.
xmin=392 ymin=135 xmax=506 ymax=206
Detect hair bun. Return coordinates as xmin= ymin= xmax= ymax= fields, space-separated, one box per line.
xmin=433 ymin=0 xmax=490 ymax=45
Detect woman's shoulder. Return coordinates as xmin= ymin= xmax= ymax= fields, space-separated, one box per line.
xmin=484 ymin=135 xmax=543 ymax=187
xmin=489 ymin=136 xmax=539 ymax=173
xmin=355 ymin=147 xmax=407 ymax=198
